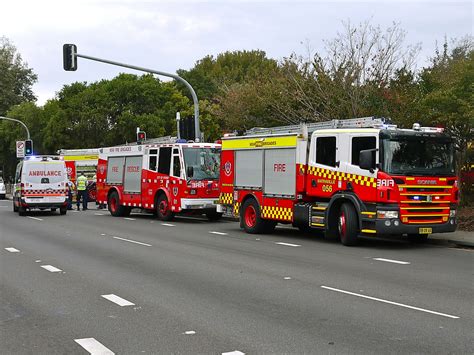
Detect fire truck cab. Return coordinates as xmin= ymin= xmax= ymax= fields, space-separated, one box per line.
xmin=97 ymin=137 xmax=221 ymax=221
xmin=219 ymin=117 xmax=458 ymax=245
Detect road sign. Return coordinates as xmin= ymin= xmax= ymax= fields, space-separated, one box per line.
xmin=16 ymin=141 xmax=25 ymax=158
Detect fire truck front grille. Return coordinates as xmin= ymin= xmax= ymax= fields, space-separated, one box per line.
xmin=400 ymin=204 xmax=450 ymax=224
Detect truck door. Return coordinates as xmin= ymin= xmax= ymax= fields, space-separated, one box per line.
xmin=306 ymin=134 xmax=339 ymax=198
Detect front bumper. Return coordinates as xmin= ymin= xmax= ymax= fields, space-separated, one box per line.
xmin=374 ymin=218 xmax=457 ymax=235
xmin=21 ymin=197 xmax=67 ymax=209
xmin=181 ymin=198 xmax=217 ymax=210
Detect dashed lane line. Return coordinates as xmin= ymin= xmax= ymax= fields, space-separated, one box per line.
xmin=94 ymin=213 xmax=106 ymax=216
xmin=41 ymin=265 xmax=62 ymax=273
xmin=161 ymin=223 xmax=175 ymax=227
xmin=74 ymin=338 xmax=115 ymax=354
xmin=5 ymin=247 xmax=20 ymax=253
xmin=210 ymin=231 xmax=228 ymax=235
xmin=27 ymin=216 xmax=43 ymax=221
xmin=321 ymin=286 xmax=460 ymax=319
xmin=275 ymin=242 xmax=301 ymax=247
xmin=101 ymin=294 xmax=135 ymax=307
xmin=112 ymin=236 xmax=152 ymax=247
xmin=222 ymin=351 xmax=245 ymax=355
xmin=373 ymin=258 xmax=410 ymax=265
xmin=123 ymin=217 xmax=136 ymax=221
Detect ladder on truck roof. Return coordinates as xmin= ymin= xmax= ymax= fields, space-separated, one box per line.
xmin=244 ymin=116 xmax=393 ymax=136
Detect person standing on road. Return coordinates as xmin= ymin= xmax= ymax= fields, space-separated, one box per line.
xmin=67 ymin=179 xmax=75 ymax=210
xmin=76 ymin=172 xmax=88 ymax=211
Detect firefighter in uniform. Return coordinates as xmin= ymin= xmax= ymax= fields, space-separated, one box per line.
xmin=76 ymin=172 xmax=88 ymax=211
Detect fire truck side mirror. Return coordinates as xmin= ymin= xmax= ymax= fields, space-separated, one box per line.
xmin=186 ymin=166 xmax=194 ymax=179
xmin=359 ymin=149 xmax=375 ymax=171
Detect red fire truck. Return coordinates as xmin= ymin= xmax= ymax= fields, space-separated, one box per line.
xmin=218 ymin=117 xmax=458 ymax=245
xmin=96 ymin=137 xmax=221 ymax=220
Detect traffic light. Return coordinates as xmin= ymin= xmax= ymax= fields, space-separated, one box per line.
xmin=179 ymin=117 xmax=195 ymax=141
xmin=137 ymin=131 xmax=146 ymax=144
xmin=25 ymin=139 xmax=33 ymax=156
xmin=63 ymin=44 xmax=77 ymax=71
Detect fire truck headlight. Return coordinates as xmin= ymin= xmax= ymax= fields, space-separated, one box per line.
xmin=449 ymin=209 xmax=456 ymax=217
xmin=377 ymin=210 xmax=399 ymax=219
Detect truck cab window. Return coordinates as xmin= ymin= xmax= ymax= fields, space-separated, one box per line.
xmin=352 ymin=137 xmax=376 ymax=166
xmin=316 ymin=136 xmax=336 ymax=167
xmin=173 ymin=156 xmax=181 ymax=177
xmin=158 ymin=147 xmax=171 ymax=175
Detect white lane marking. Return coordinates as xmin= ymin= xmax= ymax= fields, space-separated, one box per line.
xmin=74 ymin=338 xmax=115 ymax=354
xmin=101 ymin=294 xmax=135 ymax=307
xmin=161 ymin=223 xmax=175 ymax=227
xmin=222 ymin=351 xmax=245 ymax=355
xmin=284 ymin=277 xmax=292 ymax=280
xmin=184 ymin=330 xmax=196 ymax=335
xmin=35 ymin=260 xmax=41 ymax=263
xmin=41 ymin=265 xmax=62 ymax=272
xmin=100 ymin=233 xmax=106 ymax=236
xmin=112 ymin=236 xmax=152 ymax=247
xmin=321 ymin=286 xmax=459 ymax=319
xmin=94 ymin=213 xmax=106 ymax=216
xmin=210 ymin=231 xmax=228 ymax=235
xmin=0 ymin=206 xmax=8 ymax=208
xmin=373 ymin=258 xmax=410 ymax=265
xmin=123 ymin=217 xmax=136 ymax=221
xmin=275 ymin=242 xmax=301 ymax=247
xmin=5 ymin=247 xmax=20 ymax=253
xmin=27 ymin=216 xmax=43 ymax=221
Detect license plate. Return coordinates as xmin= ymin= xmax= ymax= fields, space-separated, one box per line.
xmin=419 ymin=227 xmax=432 ymax=234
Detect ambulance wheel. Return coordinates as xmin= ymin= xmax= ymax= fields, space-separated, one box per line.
xmin=108 ymin=191 xmax=129 ymax=217
xmin=18 ymin=206 xmax=27 ymax=216
xmin=156 ymin=194 xmax=174 ymax=221
xmin=241 ymin=199 xmax=266 ymax=234
xmin=60 ymin=206 xmax=67 ymax=215
xmin=338 ymin=203 xmax=359 ymax=246
xmin=206 ymin=211 xmax=223 ymax=221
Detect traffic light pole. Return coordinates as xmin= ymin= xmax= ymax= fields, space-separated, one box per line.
xmin=73 ymin=52 xmax=202 ymax=142
xmin=0 ymin=116 xmax=31 ymax=140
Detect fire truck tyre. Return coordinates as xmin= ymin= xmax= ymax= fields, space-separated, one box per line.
xmin=241 ymin=199 xmax=266 ymax=234
xmin=206 ymin=211 xmax=223 ymax=221
xmin=407 ymin=233 xmax=428 ymax=243
xmin=263 ymin=220 xmax=277 ymax=233
xmin=60 ymin=206 xmax=67 ymax=215
xmin=18 ymin=206 xmax=27 ymax=216
xmin=156 ymin=194 xmax=174 ymax=221
xmin=338 ymin=203 xmax=359 ymax=246
xmin=108 ymin=191 xmax=127 ymax=217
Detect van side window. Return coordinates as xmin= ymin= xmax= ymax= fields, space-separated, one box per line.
xmin=352 ymin=137 xmax=376 ymax=166
xmin=316 ymin=137 xmax=336 ymax=167
xmin=158 ymin=147 xmax=171 ymax=175
xmin=173 ymin=156 xmax=181 ymax=177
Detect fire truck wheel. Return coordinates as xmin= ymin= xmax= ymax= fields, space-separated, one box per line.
xmin=241 ymin=199 xmax=266 ymax=234
xmin=108 ymin=191 xmax=129 ymax=217
xmin=338 ymin=203 xmax=359 ymax=246
xmin=156 ymin=194 xmax=174 ymax=221
xmin=206 ymin=211 xmax=223 ymax=221
xmin=407 ymin=233 xmax=428 ymax=243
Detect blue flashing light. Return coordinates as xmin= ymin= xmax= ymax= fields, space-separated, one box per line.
xmin=413 ymin=196 xmax=420 ymax=200
xmin=176 ymin=139 xmax=187 ymax=143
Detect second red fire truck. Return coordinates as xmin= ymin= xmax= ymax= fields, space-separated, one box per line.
xmin=96 ymin=137 xmax=221 ymax=220
xmin=218 ymin=117 xmax=458 ymax=245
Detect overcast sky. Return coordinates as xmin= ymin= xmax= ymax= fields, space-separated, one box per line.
xmin=2 ymin=0 xmax=472 ymax=105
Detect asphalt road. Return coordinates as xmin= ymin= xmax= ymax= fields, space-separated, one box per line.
xmin=1 ymin=200 xmax=473 ymax=354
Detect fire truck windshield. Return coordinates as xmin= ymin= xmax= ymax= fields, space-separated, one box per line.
xmin=381 ymin=137 xmax=455 ymax=176
xmin=183 ymin=147 xmax=220 ymax=180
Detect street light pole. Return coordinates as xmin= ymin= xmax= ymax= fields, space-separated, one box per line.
xmin=71 ymin=52 xmax=201 ymax=142
xmin=0 ymin=116 xmax=31 ymax=140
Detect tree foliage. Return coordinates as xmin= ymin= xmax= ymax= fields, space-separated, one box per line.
xmin=0 ymin=37 xmax=37 ymax=115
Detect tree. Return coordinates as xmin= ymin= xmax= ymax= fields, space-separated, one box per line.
xmin=0 ymin=37 xmax=37 ymax=115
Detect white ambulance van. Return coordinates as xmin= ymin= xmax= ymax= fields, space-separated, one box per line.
xmin=13 ymin=156 xmax=69 ymax=216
